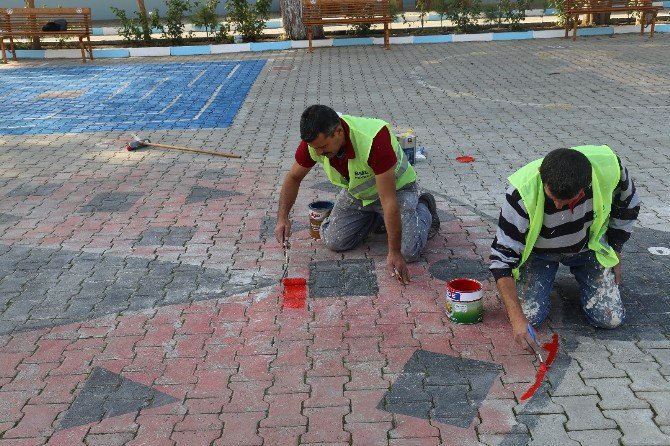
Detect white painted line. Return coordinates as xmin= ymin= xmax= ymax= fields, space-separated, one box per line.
xmin=140 ymin=78 xmax=168 ymax=100
xmin=188 ymin=70 xmax=206 ymax=87
xmin=226 ymin=64 xmax=241 ymax=79
xmin=193 ymin=84 xmax=223 ymax=120
xmin=159 ymin=94 xmax=182 ymax=114
xmin=106 ymin=82 xmax=131 ymax=101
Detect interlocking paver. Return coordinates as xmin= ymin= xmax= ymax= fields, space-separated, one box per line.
xmin=552 ymin=395 xmax=617 ymax=431
xmin=603 ymin=409 xmax=670 ymax=446
xmin=1 ymin=34 xmax=670 ymax=445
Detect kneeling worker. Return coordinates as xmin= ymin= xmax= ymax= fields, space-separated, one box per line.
xmin=275 ymin=105 xmax=440 ymax=284
xmin=490 ymin=146 xmax=640 ymax=351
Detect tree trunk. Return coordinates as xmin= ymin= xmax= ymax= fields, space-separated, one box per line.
xmin=136 ymin=0 xmax=152 ymax=44
xmin=25 ymin=0 xmax=41 ymax=50
xmin=280 ymin=0 xmax=323 ymax=40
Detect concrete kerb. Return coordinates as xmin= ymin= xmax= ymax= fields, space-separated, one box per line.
xmin=7 ymin=23 xmax=670 ymax=60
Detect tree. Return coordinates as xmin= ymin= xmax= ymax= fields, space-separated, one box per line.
xmin=25 ymin=0 xmax=41 ymax=49
xmin=136 ymin=0 xmax=153 ymax=44
xmin=280 ymin=0 xmax=323 ymax=40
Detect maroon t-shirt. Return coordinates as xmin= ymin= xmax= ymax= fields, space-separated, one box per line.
xmin=295 ymin=119 xmax=397 ymax=180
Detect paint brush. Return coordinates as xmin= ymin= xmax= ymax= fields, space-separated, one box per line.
xmin=526 ymin=324 xmax=544 ymax=364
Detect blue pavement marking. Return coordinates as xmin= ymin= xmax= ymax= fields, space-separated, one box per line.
xmin=492 ymin=31 xmax=534 ymax=40
xmin=333 ymin=37 xmax=374 ymax=46
xmin=0 ymin=60 xmax=266 ymax=135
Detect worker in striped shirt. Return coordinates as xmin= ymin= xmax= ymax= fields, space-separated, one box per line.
xmin=490 ymin=146 xmax=640 ymax=352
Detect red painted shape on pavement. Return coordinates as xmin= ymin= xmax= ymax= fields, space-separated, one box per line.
xmin=520 ymin=333 xmax=559 ymax=401
xmin=282 ymin=278 xmax=306 ymax=309
xmin=456 ymin=155 xmax=475 ymax=163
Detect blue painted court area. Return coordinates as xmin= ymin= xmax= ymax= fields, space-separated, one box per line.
xmin=0 ymin=60 xmax=266 ymax=135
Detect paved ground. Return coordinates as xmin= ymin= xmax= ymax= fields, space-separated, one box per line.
xmin=1 ymin=34 xmax=669 ymax=445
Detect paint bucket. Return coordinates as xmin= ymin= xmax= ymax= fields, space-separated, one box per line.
xmin=445 ymin=278 xmax=483 ymax=324
xmin=309 ymin=200 xmax=334 ymax=240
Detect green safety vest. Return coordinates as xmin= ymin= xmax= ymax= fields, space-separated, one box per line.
xmin=308 ymin=114 xmax=416 ymax=206
xmin=508 ymin=145 xmax=621 ymax=280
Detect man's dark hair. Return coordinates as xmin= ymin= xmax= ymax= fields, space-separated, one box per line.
xmin=300 ymin=105 xmax=341 ymax=143
xmin=539 ymin=148 xmax=592 ymax=199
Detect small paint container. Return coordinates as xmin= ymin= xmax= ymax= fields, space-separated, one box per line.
xmin=308 ymin=200 xmax=334 ymax=240
xmin=446 ymin=278 xmax=483 ymax=324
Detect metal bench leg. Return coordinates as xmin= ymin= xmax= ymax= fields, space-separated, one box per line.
xmin=564 ymin=20 xmax=569 ymax=38
xmin=573 ymin=14 xmax=578 ymax=41
xmin=640 ymin=12 xmax=645 ymax=36
xmin=384 ymin=23 xmax=389 ymax=49
xmin=0 ymin=37 xmax=6 ymax=64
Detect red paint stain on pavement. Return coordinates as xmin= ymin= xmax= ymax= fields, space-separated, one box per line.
xmin=282 ymin=278 xmax=306 ymax=309
xmin=456 ymin=155 xmax=475 ymax=163
xmin=520 ymin=334 xmax=559 ymax=401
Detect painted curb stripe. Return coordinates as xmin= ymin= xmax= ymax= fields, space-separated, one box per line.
xmin=92 ymin=49 xmax=131 ymax=58
xmin=413 ymin=35 xmax=453 ymax=43
xmin=7 ymin=23 xmax=667 ymax=61
xmin=492 ymin=31 xmax=534 ymax=40
xmin=332 ymin=38 xmax=374 ymax=46
xmin=250 ymin=41 xmax=292 ymax=51
xmin=170 ymin=45 xmax=211 ymax=56
xmin=577 ymin=26 xmax=614 ymax=36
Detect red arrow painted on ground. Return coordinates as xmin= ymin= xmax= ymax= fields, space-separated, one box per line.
xmin=520 ymin=333 xmax=559 ymax=401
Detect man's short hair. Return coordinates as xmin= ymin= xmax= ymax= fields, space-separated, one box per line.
xmin=539 ymin=148 xmax=592 ymax=199
xmin=300 ymin=105 xmax=341 ymax=143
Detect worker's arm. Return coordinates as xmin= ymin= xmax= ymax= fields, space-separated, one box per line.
xmin=376 ymin=168 xmax=409 ymax=284
xmin=496 ymin=276 xmax=538 ymax=352
xmin=275 ymin=162 xmax=312 ymax=243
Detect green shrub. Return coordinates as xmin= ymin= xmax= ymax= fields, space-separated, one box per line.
xmin=501 ymin=0 xmax=531 ymax=30
xmin=162 ymin=0 xmax=192 ymax=44
xmin=192 ymin=0 xmax=221 ymax=39
xmin=443 ymin=0 xmax=482 ymax=34
xmin=225 ymin=0 xmax=272 ymax=42
xmin=110 ymin=6 xmax=144 ymax=44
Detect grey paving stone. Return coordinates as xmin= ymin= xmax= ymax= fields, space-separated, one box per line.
xmin=567 ymin=429 xmax=622 ymax=446
xmin=136 ymin=226 xmax=196 ymax=247
xmin=0 ymin=213 xmax=20 ymax=225
xmin=635 ymin=392 xmax=670 ymax=426
xmin=516 ymin=390 xmax=565 ymax=415
xmin=517 ymin=414 xmax=580 ymax=446
xmin=480 ymin=434 xmax=530 ymax=446
xmin=648 ymin=349 xmax=670 ymax=376
xmin=378 ymin=350 xmax=499 ymax=428
xmin=185 ymin=186 xmax=241 ymax=204
xmin=59 ymin=367 xmax=177 ymax=430
xmin=616 ymin=362 xmax=670 ymax=392
xmin=309 ymin=259 xmax=378 ymax=298
xmin=260 ymin=216 xmax=308 ymax=240
xmin=574 ymin=351 xmax=628 ymax=379
xmin=7 ymin=182 xmax=62 ymax=197
xmin=78 ymin=192 xmax=143 ymax=213
xmin=548 ymin=358 xmax=597 ymax=397
xmin=552 ymin=395 xmax=617 ymax=431
xmin=603 ymin=409 xmax=670 ymax=446
xmin=427 ymin=258 xmax=489 ymax=283
xmin=584 ymin=377 xmax=649 ymax=410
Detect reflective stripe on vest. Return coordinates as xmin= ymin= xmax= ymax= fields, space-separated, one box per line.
xmin=508 ymin=145 xmax=621 ymax=280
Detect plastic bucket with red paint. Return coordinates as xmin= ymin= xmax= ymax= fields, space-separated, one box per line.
xmin=446 ymin=278 xmax=483 ymax=324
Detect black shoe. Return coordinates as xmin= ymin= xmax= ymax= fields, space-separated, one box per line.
xmin=373 ymin=222 xmax=386 ymax=234
xmin=419 ymin=192 xmax=440 ymax=239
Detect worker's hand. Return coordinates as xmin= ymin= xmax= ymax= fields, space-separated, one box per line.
xmin=613 ymin=252 xmax=622 ymax=284
xmin=387 ymin=251 xmax=410 ymax=285
xmin=512 ymin=318 xmax=540 ymax=354
xmin=274 ymin=219 xmax=292 ymax=245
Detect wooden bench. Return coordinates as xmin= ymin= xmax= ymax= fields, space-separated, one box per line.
xmin=563 ymin=0 xmax=663 ymax=41
xmin=301 ymin=0 xmax=392 ymax=52
xmin=1 ymin=7 xmax=93 ymax=63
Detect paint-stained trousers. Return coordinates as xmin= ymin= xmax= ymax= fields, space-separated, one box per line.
xmin=517 ymin=251 xmax=625 ymax=329
xmin=320 ymin=182 xmax=431 ymax=262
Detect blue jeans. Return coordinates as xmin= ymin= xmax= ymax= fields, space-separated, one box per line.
xmin=517 ymin=251 xmax=625 ymax=329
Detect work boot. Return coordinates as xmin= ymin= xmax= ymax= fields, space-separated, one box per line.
xmin=419 ymin=192 xmax=440 ymax=239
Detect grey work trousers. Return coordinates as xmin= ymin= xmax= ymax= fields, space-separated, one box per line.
xmin=319 ymin=183 xmax=431 ymax=262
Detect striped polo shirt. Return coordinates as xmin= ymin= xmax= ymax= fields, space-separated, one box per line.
xmin=490 ymin=159 xmax=640 ymax=281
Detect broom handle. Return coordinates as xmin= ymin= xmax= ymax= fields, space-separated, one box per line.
xmin=145 ymin=142 xmax=241 ymax=159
